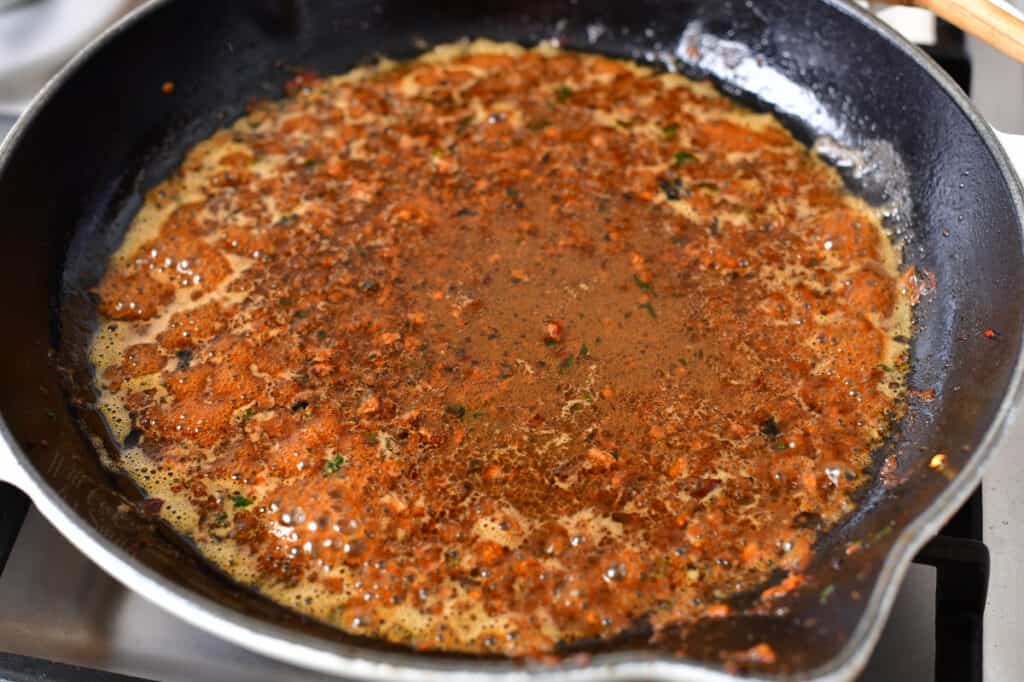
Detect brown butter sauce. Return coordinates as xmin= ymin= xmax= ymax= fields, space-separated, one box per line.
xmin=89 ymin=41 xmax=910 ymax=657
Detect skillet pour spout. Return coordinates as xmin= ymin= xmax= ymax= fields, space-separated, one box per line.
xmin=0 ymin=0 xmax=1022 ymax=680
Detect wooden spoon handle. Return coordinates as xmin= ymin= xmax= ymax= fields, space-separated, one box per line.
xmin=894 ymin=0 xmax=1024 ymax=63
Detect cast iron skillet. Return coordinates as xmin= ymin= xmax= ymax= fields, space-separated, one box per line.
xmin=0 ymin=0 xmax=1022 ymax=679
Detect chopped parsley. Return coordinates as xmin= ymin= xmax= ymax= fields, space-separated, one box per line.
xmin=555 ymin=85 xmax=573 ymax=103
xmin=870 ymin=525 xmax=894 ymax=544
xmin=322 ymin=455 xmax=346 ymax=476
xmin=819 ymin=584 xmax=836 ymax=605
xmin=638 ymin=302 xmax=657 ymax=319
xmin=633 ymin=275 xmax=654 ymax=292
xmin=275 ymin=213 xmax=298 ymax=227
xmin=673 ymin=150 xmax=696 ymax=166
xmin=772 ymin=442 xmax=789 ymax=452
xmin=559 ymin=355 xmax=574 ymax=373
xmin=445 ymin=403 xmax=467 ymax=419
xmin=678 ymin=358 xmax=688 ymax=367
xmin=231 ymin=494 xmax=253 ymax=508
xmin=662 ymin=123 xmax=679 ymax=140
xmin=578 ymin=343 xmax=590 ymax=359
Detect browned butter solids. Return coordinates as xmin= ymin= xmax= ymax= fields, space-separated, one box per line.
xmin=90 ymin=41 xmax=909 ymax=656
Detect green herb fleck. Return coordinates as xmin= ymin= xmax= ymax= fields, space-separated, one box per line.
xmin=322 ymin=455 xmax=346 ymax=476
xmin=316 ymin=329 xmax=327 ymax=341
xmin=362 ymin=432 xmax=379 ymax=446
xmin=555 ymin=85 xmax=573 ymax=103
xmin=275 ymin=213 xmax=299 ymax=226
xmin=456 ymin=115 xmax=474 ymax=134
xmin=231 ymin=494 xmax=253 ymax=508
xmin=471 ymin=411 xmax=486 ymax=419
xmin=559 ymin=355 xmax=574 ymax=374
xmin=870 ymin=525 xmax=894 ymax=544
xmin=633 ymin=275 xmax=654 ymax=292
xmin=662 ymin=123 xmax=679 ymax=140
xmin=445 ymin=403 xmax=467 ymax=419
xmin=638 ymin=302 xmax=657 ymax=319
xmin=819 ymin=584 xmax=836 ymax=605
xmin=544 ymin=337 xmax=559 ymax=347
xmin=243 ymin=407 xmax=256 ymax=420
xmin=879 ymin=364 xmax=893 ymax=373
xmin=584 ymin=389 xmax=596 ymax=402
xmin=772 ymin=442 xmax=789 ymax=452
xmin=505 ymin=187 xmax=521 ymax=200
xmin=578 ymin=343 xmax=590 ymax=359
xmin=294 ymin=309 xmax=310 ymax=319
xmin=214 ymin=512 xmax=229 ymax=525
xmin=678 ymin=358 xmax=688 ymax=367
xmin=303 ymin=158 xmax=319 ymax=168
xmin=527 ymin=119 xmax=551 ymax=131
xmin=673 ymin=150 xmax=696 ymax=166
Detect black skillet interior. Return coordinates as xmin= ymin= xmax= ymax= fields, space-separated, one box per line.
xmin=0 ymin=0 xmax=1021 ymax=676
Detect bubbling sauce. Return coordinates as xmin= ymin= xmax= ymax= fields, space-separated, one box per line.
xmin=89 ymin=41 xmax=909 ymax=656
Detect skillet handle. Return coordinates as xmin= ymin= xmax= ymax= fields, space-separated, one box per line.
xmin=995 ymin=129 xmax=1024 ymax=183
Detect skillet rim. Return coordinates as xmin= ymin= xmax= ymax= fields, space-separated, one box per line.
xmin=0 ymin=1 xmax=1021 ymax=680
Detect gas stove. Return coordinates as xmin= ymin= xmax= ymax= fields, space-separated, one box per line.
xmin=0 ymin=8 xmax=1019 ymax=682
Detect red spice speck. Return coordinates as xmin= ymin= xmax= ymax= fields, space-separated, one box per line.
xmin=140 ymin=497 xmax=164 ymax=516
xmin=984 ymin=328 xmax=999 ymax=339
xmin=161 ymin=81 xmax=175 ymax=95
xmin=284 ymin=69 xmax=320 ymax=96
